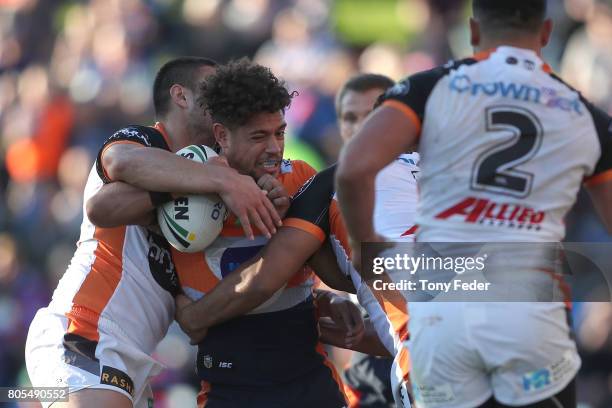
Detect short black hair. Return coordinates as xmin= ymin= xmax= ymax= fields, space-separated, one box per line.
xmin=199 ymin=58 xmax=296 ymax=129
xmin=473 ymin=0 xmax=546 ymax=32
xmin=336 ymin=73 xmax=395 ymax=115
xmin=153 ymin=56 xmax=218 ymax=118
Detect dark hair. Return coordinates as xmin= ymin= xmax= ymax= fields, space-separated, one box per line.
xmin=335 ymin=73 xmax=395 ymax=115
xmin=199 ymin=58 xmax=296 ymax=128
xmin=472 ymin=0 xmax=546 ymax=32
xmin=153 ymin=56 xmax=218 ymax=118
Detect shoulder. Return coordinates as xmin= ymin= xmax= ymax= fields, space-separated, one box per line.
xmin=390 ymin=58 xmax=477 ymax=97
xmin=279 ymin=159 xmax=318 ymax=192
xmin=379 ymin=58 xmax=478 ymax=118
xmin=107 ymin=125 xmax=169 ymax=150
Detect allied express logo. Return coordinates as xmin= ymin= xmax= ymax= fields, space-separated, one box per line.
xmin=435 ymin=197 xmax=545 ymax=230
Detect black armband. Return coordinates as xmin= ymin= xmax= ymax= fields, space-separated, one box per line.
xmin=149 ymin=191 xmax=173 ymax=207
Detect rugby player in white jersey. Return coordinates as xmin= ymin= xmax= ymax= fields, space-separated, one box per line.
xmin=25 ymin=57 xmax=283 ymax=408
xmin=173 ymin=73 xmax=420 ymax=408
xmin=337 ymin=1 xmax=612 ymax=407
xmin=336 ymin=74 xmax=417 ymax=408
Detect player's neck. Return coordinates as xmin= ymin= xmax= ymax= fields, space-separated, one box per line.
xmin=159 ymin=114 xmax=190 ymax=152
xmin=475 ymin=37 xmax=543 ymax=57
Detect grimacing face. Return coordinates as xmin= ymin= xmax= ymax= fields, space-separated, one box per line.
xmin=338 ymin=87 xmax=386 ymax=143
xmin=215 ymin=110 xmax=286 ymax=180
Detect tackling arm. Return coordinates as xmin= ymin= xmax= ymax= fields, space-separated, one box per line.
xmin=336 ymin=105 xmax=419 ymax=267
xmin=92 ymin=143 xmax=281 ymax=237
xmin=103 ymin=143 xmax=232 ymax=194
xmin=308 ymin=239 xmax=356 ymax=293
xmin=86 ymin=182 xmax=155 ymax=227
xmin=176 ymin=226 xmax=325 ymax=338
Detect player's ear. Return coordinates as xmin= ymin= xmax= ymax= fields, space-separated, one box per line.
xmin=540 ymin=18 xmax=553 ymax=47
xmin=469 ymin=17 xmax=481 ymax=48
xmin=212 ymin=123 xmax=229 ymax=150
xmin=169 ymin=84 xmax=189 ymax=110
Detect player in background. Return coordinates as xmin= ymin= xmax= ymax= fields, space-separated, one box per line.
xmin=168 ymin=58 xmax=350 ymax=408
xmin=25 ymin=57 xmax=283 ymax=408
xmin=337 ymin=1 xmax=612 ymax=407
xmin=336 ymin=73 xmax=418 ymax=408
xmin=174 ymin=73 xmax=420 ymax=408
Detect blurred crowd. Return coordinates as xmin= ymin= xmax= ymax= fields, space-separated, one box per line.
xmin=0 ymin=0 xmax=611 ymax=407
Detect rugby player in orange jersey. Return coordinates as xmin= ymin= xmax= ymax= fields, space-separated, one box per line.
xmin=167 ymin=58 xmax=355 ymax=408
xmin=25 ymin=57 xmax=284 ymax=408
xmin=173 ymin=74 xmax=419 ymax=408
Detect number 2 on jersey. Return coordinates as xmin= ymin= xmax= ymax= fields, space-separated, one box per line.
xmin=471 ymin=106 xmax=543 ymax=198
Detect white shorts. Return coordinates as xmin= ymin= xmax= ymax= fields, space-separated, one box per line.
xmin=25 ymin=307 xmax=163 ymax=408
xmin=407 ymin=302 xmax=580 ymax=408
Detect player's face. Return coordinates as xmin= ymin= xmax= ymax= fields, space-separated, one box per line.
xmin=338 ymin=88 xmax=385 ymax=143
xmin=186 ymin=65 xmax=217 ymax=147
xmin=216 ymin=111 xmax=286 ymax=180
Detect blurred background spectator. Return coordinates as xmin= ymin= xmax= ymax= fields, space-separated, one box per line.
xmin=0 ymin=0 xmax=610 ymax=407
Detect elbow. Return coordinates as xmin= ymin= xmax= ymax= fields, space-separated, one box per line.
xmin=102 ymin=150 xmax=130 ymax=182
xmin=103 ymin=156 xmax=126 ymax=182
xmin=85 ymin=197 xmax=101 ymax=226
xmin=86 ymin=196 xmax=111 ymax=228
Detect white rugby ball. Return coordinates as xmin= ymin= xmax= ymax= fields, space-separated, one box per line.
xmin=157 ymin=145 xmax=227 ymax=253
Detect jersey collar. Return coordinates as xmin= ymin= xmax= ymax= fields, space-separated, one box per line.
xmin=473 ymin=46 xmax=552 ymax=73
xmin=153 ymin=122 xmax=173 ymax=151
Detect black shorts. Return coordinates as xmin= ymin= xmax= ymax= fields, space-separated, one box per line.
xmin=198 ymin=363 xmax=347 ymax=408
xmin=344 ymin=353 xmax=395 ymax=408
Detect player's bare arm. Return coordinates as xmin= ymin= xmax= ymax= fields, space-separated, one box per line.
xmin=308 ymin=239 xmax=356 ymax=293
xmin=86 ymin=181 xmax=155 ymax=227
xmin=336 ymin=105 xmax=419 ymax=267
xmin=319 ymin=316 xmax=391 ymax=357
xmin=175 ymin=226 xmax=351 ymax=342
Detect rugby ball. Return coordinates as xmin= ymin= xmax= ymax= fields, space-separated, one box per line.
xmin=157 ymin=145 xmax=227 ymax=253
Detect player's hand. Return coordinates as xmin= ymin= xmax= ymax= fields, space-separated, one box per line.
xmin=327 ymin=295 xmax=365 ymax=348
xmin=257 ymin=174 xmax=290 ymax=219
xmin=218 ymin=169 xmax=282 ymax=240
xmin=175 ymin=294 xmax=208 ymax=344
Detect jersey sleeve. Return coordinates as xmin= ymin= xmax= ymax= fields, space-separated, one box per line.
xmin=378 ymin=66 xmax=448 ymax=138
xmin=95 ymin=125 xmax=168 ymax=184
xmin=583 ymin=103 xmax=612 ymax=186
xmin=281 ymin=159 xmax=318 ymax=195
xmin=284 ymin=164 xmax=337 ymax=243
